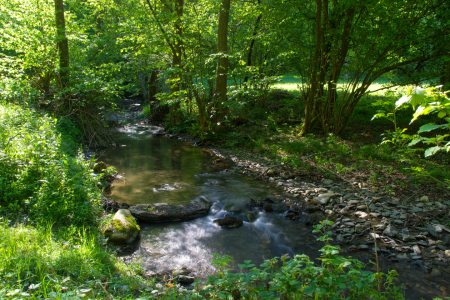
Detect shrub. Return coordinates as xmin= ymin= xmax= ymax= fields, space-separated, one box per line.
xmin=0 ymin=103 xmax=101 ymax=226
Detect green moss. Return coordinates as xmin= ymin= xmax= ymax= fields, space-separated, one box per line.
xmin=125 ymin=216 xmax=140 ymax=231
xmin=111 ymin=219 xmax=127 ymax=233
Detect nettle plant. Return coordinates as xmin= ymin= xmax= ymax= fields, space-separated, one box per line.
xmin=396 ymin=86 xmax=450 ymax=157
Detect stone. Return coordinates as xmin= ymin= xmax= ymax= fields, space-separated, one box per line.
xmin=420 ymin=196 xmax=429 ymax=202
xmin=355 ymin=224 xmax=367 ymax=233
xmin=358 ymin=245 xmax=369 ymax=250
xmin=427 ymin=224 xmax=440 ymax=238
xmin=129 ymin=197 xmax=212 ymax=222
xmin=355 ymin=211 xmax=368 ymax=218
xmin=412 ymin=245 xmax=421 ymax=255
xmin=312 ymin=191 xmax=336 ymax=205
xmin=213 ymin=215 xmax=244 ymax=228
xmin=402 ymin=234 xmax=416 ymax=242
xmin=323 ymin=179 xmax=333 ymax=185
xmin=430 ymin=268 xmax=441 ymax=276
xmin=383 ymin=225 xmax=398 ymax=237
xmin=263 ymin=203 xmax=274 ymax=212
xmin=93 ymin=161 xmax=108 ymax=173
xmin=266 ymin=169 xmax=276 ymax=177
xmin=372 ymin=197 xmax=381 ymax=203
xmin=381 ymin=211 xmax=391 ymax=217
xmin=396 ymin=253 xmax=409 ymax=260
xmin=104 ymin=209 xmax=140 ymax=245
xmin=445 ymin=250 xmax=450 ymax=257
xmin=348 ymin=200 xmax=359 ymax=206
xmin=336 ymin=234 xmax=344 ymax=243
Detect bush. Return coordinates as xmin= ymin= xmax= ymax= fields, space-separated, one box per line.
xmin=0 ymin=103 xmax=101 ymax=226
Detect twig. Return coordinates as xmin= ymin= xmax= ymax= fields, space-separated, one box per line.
xmin=255 ymin=167 xmax=270 ymax=180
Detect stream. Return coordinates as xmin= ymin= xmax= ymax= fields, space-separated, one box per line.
xmin=99 ymin=123 xmax=449 ymax=300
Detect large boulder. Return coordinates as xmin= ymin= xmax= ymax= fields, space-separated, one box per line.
xmin=104 ymin=209 xmax=140 ymax=244
xmin=129 ymin=197 xmax=212 ymax=222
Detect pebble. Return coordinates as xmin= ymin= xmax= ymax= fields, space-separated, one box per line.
xmin=383 ymin=225 xmax=398 ymax=237
xmin=396 ymin=253 xmax=409 ymax=260
xmin=412 ymin=245 xmax=421 ymax=255
xmin=420 ymin=196 xmax=429 ymax=202
xmin=430 ymin=268 xmax=441 ymax=276
xmin=358 ymin=245 xmax=369 ymax=250
xmin=355 ymin=211 xmax=368 ymax=218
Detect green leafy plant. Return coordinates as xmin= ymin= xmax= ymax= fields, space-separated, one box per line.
xmin=198 ymin=220 xmax=404 ymax=299
xmin=396 ymin=86 xmax=450 ymax=157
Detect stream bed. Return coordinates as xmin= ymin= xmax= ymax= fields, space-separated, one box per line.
xmin=99 ymin=123 xmax=449 ymax=299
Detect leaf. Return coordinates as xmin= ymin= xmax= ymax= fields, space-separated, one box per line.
xmin=395 ymin=95 xmax=410 ymax=108
xmin=418 ymin=124 xmax=447 ymax=133
xmin=438 ymin=111 xmax=447 ymax=118
xmin=408 ymin=139 xmax=422 ymax=147
xmin=424 ymin=146 xmax=441 ymax=157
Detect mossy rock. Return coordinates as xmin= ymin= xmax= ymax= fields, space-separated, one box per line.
xmin=104 ymin=209 xmax=140 ymax=244
xmin=93 ymin=161 xmax=108 ymax=173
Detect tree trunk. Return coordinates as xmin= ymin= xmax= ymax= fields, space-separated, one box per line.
xmin=213 ymin=0 xmax=231 ymax=127
xmin=54 ymin=0 xmax=69 ymax=88
xmin=300 ymin=0 xmax=322 ymax=136
xmin=138 ymin=70 xmax=148 ymax=102
xmin=169 ymin=0 xmax=184 ymax=126
xmin=148 ymin=69 xmax=159 ymax=102
xmin=244 ymin=10 xmax=262 ymax=83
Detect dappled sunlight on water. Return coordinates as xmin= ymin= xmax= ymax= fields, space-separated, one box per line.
xmin=100 ymin=123 xmax=449 ymax=299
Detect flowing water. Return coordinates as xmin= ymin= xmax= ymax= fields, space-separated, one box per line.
xmin=99 ymin=123 xmax=449 ymax=299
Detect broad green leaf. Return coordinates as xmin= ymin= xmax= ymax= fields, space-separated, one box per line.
xmin=418 ymin=124 xmax=447 ymax=133
xmin=411 ymin=106 xmax=433 ymax=123
xmin=408 ymin=139 xmax=422 ymax=146
xmin=424 ymin=146 xmax=441 ymax=157
xmin=438 ymin=111 xmax=447 ymax=118
xmin=395 ymin=95 xmax=410 ymax=108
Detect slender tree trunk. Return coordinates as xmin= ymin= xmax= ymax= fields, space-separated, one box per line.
xmin=244 ymin=9 xmax=262 ymax=83
xmin=213 ymin=0 xmax=231 ymax=127
xmin=169 ymin=0 xmax=184 ymax=125
xmin=300 ymin=0 xmax=322 ymax=135
xmin=148 ymin=69 xmax=159 ymax=102
xmin=54 ymin=0 xmax=69 ymax=87
xmin=138 ymin=70 xmax=148 ymax=101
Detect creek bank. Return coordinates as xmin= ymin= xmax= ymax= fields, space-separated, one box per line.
xmin=206 ymin=146 xmax=450 ymax=281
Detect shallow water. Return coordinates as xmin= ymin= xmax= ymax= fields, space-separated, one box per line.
xmin=99 ymin=123 xmax=449 ymax=299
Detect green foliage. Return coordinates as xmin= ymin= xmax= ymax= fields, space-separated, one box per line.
xmin=0 ymin=103 xmax=101 ymax=226
xmin=396 ymin=86 xmax=450 ymax=157
xmin=189 ymin=220 xmax=404 ymax=299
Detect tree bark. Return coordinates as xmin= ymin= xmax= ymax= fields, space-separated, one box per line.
xmin=300 ymin=0 xmax=322 ymax=135
xmin=169 ymin=0 xmax=184 ymax=125
xmin=213 ymin=0 xmax=231 ymax=127
xmin=244 ymin=9 xmax=262 ymax=83
xmin=148 ymin=69 xmax=159 ymax=102
xmin=54 ymin=0 xmax=69 ymax=87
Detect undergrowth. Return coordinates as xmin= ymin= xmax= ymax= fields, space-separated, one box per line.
xmin=0 ymin=103 xmax=101 ymax=226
